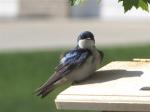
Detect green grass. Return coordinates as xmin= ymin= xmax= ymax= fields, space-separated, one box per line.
xmin=0 ymin=44 xmax=150 ymax=112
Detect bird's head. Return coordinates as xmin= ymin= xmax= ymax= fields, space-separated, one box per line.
xmin=77 ymin=31 xmax=95 ymax=49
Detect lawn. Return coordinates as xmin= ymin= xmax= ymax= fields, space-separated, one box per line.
xmin=0 ymin=44 xmax=150 ymax=112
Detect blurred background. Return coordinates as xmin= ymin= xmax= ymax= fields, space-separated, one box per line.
xmin=0 ymin=0 xmax=150 ymax=112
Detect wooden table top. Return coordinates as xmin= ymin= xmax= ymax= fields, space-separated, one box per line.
xmin=55 ymin=60 xmax=150 ymax=111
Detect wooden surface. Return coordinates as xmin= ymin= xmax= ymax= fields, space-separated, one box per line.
xmin=55 ymin=61 xmax=150 ymax=111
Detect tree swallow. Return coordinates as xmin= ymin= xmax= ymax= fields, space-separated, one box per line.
xmin=35 ymin=31 xmax=104 ymax=98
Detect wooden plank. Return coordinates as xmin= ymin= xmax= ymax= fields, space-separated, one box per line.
xmin=55 ymin=95 xmax=150 ymax=111
xmin=55 ymin=61 xmax=150 ymax=111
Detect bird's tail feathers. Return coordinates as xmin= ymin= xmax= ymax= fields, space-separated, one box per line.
xmin=35 ymin=78 xmax=68 ymax=98
xmin=35 ymin=83 xmax=56 ymax=98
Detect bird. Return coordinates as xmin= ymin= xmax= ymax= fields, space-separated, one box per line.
xmin=35 ymin=31 xmax=104 ymax=98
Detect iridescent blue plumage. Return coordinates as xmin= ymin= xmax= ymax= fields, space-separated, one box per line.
xmin=53 ymin=49 xmax=92 ymax=76
xmin=60 ymin=49 xmax=92 ymax=66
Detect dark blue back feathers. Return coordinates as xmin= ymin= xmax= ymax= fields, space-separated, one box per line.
xmin=62 ymin=49 xmax=92 ymax=65
xmin=55 ymin=49 xmax=92 ymax=72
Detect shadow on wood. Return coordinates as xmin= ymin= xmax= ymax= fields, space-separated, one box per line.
xmin=78 ymin=69 xmax=143 ymax=85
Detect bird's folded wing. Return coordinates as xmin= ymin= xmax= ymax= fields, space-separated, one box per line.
xmin=36 ymin=49 xmax=92 ymax=91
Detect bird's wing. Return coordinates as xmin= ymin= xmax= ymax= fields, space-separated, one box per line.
xmin=97 ymin=49 xmax=104 ymax=61
xmin=56 ymin=49 xmax=92 ymax=71
xmin=35 ymin=49 xmax=92 ymax=93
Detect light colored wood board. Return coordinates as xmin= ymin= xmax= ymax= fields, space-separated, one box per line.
xmin=56 ymin=102 xmax=150 ymax=112
xmin=59 ymin=61 xmax=150 ymax=96
xmin=56 ymin=95 xmax=150 ymax=111
xmin=55 ymin=61 xmax=150 ymax=111
xmin=133 ymin=58 xmax=150 ymax=62
xmin=56 ymin=95 xmax=150 ymax=104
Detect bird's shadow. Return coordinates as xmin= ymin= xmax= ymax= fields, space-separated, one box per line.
xmin=77 ymin=69 xmax=143 ymax=85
